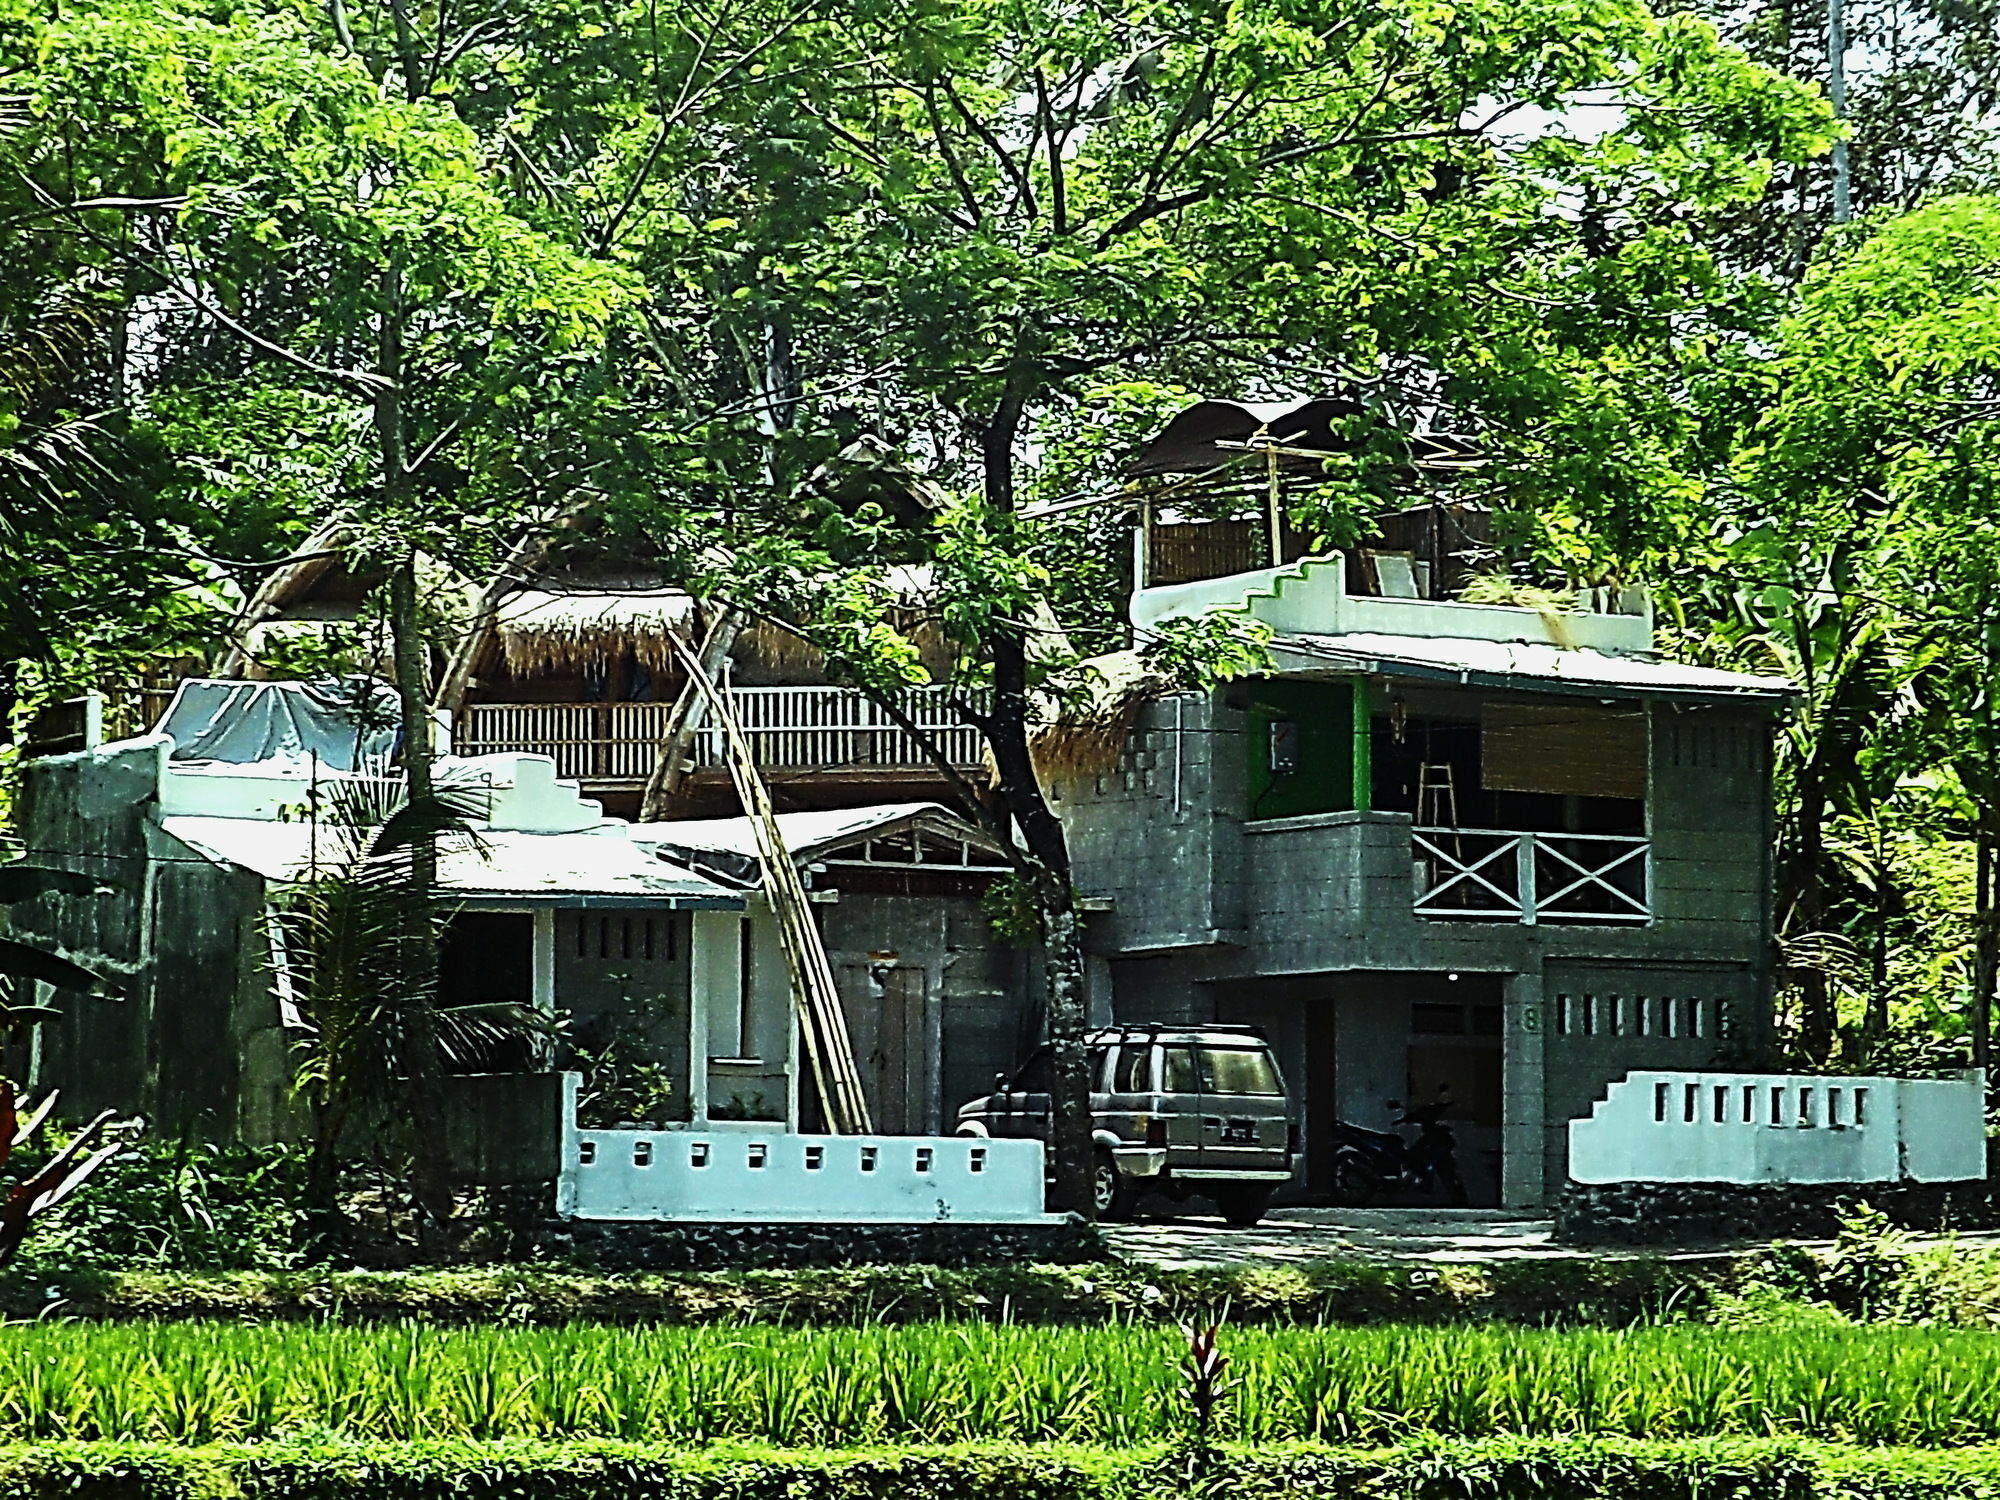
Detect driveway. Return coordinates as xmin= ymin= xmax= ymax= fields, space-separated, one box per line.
xmin=1101 ymin=1207 xmax=1573 ymax=1268
xmin=1101 ymin=1206 xmax=2000 ymax=1269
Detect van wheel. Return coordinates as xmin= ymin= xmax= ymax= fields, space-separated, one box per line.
xmin=1213 ymin=1184 xmax=1275 ymax=1228
xmin=1092 ymin=1150 xmax=1137 ymax=1221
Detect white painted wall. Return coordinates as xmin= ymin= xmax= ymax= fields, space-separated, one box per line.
xmin=1569 ymin=1069 xmax=1987 ymax=1185
xmin=1129 ymin=557 xmax=1652 ymax=655
xmin=554 ymin=1075 xmax=1054 ymax=1224
xmin=155 ymin=747 xmax=605 ymax=832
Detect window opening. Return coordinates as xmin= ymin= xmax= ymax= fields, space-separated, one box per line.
xmin=1197 ymin=1048 xmax=1282 ymax=1095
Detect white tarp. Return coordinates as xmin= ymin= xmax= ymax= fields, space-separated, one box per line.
xmin=156 ymin=678 xmax=400 ymax=771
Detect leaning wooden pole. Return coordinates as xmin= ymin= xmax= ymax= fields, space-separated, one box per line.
xmin=640 ymin=607 xmax=743 ymax=821
xmin=662 ymin=633 xmax=873 ymax=1135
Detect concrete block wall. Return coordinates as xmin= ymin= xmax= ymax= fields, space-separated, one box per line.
xmin=1053 ymin=692 xmax=1234 ymax=953
xmin=557 ymin=1077 xmax=1053 ymax=1224
xmin=1648 ymin=707 xmax=1772 ymax=948
xmin=15 ymin=740 xmax=275 ymax=1136
xmin=1061 ymin=691 xmax=1777 ymax=988
xmin=1540 ymin=961 xmax=1763 ymax=1190
xmin=1569 ymin=1069 xmax=1987 ymax=1185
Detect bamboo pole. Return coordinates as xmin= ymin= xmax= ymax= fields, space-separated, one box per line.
xmin=662 ymin=632 xmax=873 ymax=1135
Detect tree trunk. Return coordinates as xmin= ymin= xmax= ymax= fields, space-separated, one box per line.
xmin=377 ymin=263 xmax=452 ymax=1231
xmin=1791 ymin=767 xmax=1836 ymax=1066
xmin=976 ymin=365 xmax=1095 ymax=1220
xmin=1973 ymin=811 xmax=1996 ymax=1078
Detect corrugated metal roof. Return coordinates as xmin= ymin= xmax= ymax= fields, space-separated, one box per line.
xmin=159 ymin=816 xmax=742 ymax=909
xmin=1273 ymin=632 xmax=1793 ymax=702
xmin=629 ymin=802 xmax=1003 ymax=886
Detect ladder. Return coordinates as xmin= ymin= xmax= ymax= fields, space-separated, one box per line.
xmin=1416 ymin=761 xmax=1459 ymax=827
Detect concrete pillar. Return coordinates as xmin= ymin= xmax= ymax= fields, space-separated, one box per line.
xmin=1086 ymin=951 xmax=1114 ymax=1028
xmin=531 ymin=910 xmax=556 ymax=1015
xmin=1501 ymin=968 xmax=1547 ymax=1209
xmin=689 ymin=909 xmax=744 ymax=1124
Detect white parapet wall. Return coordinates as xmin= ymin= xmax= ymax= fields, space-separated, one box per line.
xmin=1569 ymin=1070 xmax=1988 ymax=1186
xmin=554 ymin=1075 xmax=1055 ymax=1224
xmin=1129 ymin=556 xmax=1653 ymax=655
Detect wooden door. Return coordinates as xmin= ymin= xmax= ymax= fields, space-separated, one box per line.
xmin=837 ymin=964 xmax=934 ymax=1135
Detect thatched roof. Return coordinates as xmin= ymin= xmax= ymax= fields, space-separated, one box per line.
xmin=1028 ymin=650 xmax=1171 ymax=784
xmin=493 ymin=588 xmax=700 ymax=675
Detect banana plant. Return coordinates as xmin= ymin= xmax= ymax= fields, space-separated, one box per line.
xmin=0 ymin=862 xmax=113 ymax=1004
xmin=0 ymin=1079 xmax=119 ymax=1268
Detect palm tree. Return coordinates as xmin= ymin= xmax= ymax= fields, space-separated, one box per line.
xmin=282 ymin=781 xmax=545 ymax=1225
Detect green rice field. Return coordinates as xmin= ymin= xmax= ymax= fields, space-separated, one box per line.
xmin=2 ymin=1321 xmax=1997 ymax=1446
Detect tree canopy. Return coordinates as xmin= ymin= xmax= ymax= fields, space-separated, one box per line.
xmin=5 ymin=0 xmax=1999 ymax=1117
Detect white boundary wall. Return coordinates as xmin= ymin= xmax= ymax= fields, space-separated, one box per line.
xmin=1570 ymin=1070 xmax=1987 ymax=1185
xmin=554 ymin=1075 xmax=1054 ymax=1224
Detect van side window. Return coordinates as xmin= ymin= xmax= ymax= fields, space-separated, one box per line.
xmin=1112 ymin=1045 xmax=1151 ymax=1094
xmin=1198 ymin=1047 xmax=1283 ymax=1095
xmin=1162 ymin=1046 xmax=1199 ymax=1094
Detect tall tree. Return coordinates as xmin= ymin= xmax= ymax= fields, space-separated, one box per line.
xmin=1731 ymin=195 xmax=2000 ymax=1073
xmin=12 ymin=0 xmax=639 ymax=1213
xmin=596 ymin=0 xmax=1830 ymax=1209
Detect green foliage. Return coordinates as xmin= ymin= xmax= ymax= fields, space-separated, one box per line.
xmin=570 ymin=1034 xmax=680 ymax=1130
xmin=1714 ymin=1205 xmax=2000 ymax=1330
xmin=982 ymin=872 xmax=1047 ymax=945
xmin=1136 ymin=617 xmax=1272 ymax=693
xmin=7 ymin=1319 xmax=2000 ymax=1445
xmin=1 ymin=1137 xmax=306 ymax=1274
xmin=0 ymin=1254 xmax=1725 ymax=1329
xmin=5 ymin=1436 xmax=1995 ymax=1500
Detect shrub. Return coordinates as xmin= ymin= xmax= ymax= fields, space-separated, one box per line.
xmin=4 ymin=1438 xmax=2000 ymax=1500
xmin=9 ymin=1137 xmax=308 ymax=1272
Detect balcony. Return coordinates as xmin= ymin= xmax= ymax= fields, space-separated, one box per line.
xmin=1413 ymin=828 xmax=1650 ymax=925
xmin=455 ymin=686 xmax=984 ymax=785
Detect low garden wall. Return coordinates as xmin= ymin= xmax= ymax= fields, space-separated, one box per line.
xmin=555 ymin=1074 xmax=1054 ymax=1226
xmin=1568 ymin=1069 xmax=1985 ymax=1186
xmin=1556 ymin=1177 xmax=1996 ymax=1245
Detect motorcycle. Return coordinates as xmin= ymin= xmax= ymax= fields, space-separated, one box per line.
xmin=1330 ymin=1095 xmax=1467 ymax=1206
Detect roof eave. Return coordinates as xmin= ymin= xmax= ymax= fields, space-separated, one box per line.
xmin=1268 ymin=641 xmax=1796 ymax=706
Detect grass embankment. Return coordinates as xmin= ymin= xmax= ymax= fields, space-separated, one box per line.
xmin=4 ymin=1438 xmax=2000 ymax=1500
xmin=0 ymin=1256 xmax=1727 ymax=1326
xmin=5 ymin=1320 xmax=1999 ymax=1446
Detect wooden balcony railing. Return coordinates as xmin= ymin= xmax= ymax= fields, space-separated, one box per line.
xmin=1412 ymin=828 xmax=1649 ymax=925
xmin=456 ymin=687 xmax=984 ymax=783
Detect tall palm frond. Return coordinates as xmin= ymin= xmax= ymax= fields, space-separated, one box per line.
xmin=0 ymin=863 xmax=116 ymax=1031
xmin=281 ymin=779 xmax=546 ymax=1184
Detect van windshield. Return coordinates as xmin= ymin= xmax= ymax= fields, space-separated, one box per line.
xmin=1199 ymin=1047 xmax=1282 ymax=1096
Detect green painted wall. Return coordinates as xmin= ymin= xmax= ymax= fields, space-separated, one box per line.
xmin=1244 ymin=678 xmax=1369 ymax=821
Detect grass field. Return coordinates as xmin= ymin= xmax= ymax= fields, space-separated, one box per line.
xmin=3 ymin=1320 xmax=1998 ymax=1446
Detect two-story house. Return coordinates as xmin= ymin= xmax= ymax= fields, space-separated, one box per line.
xmin=1051 ymin=404 xmax=1790 ymax=1210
